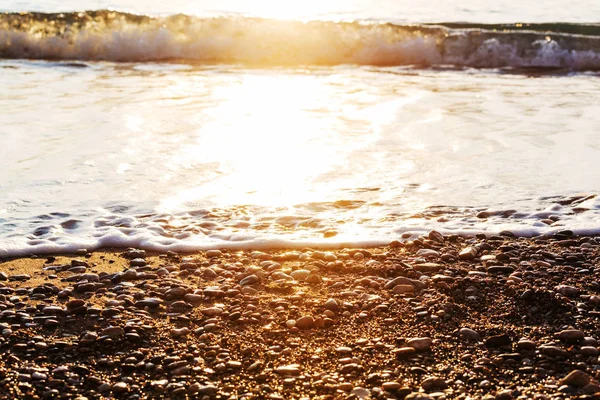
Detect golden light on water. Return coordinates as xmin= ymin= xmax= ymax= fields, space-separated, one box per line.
xmin=157 ymin=71 xmax=420 ymax=213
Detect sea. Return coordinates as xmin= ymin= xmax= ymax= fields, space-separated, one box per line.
xmin=1 ymin=0 xmax=600 ymax=257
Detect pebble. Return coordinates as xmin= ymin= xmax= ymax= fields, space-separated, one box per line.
xmin=459 ymin=247 xmax=477 ymax=260
xmin=559 ymin=370 xmax=590 ymax=387
xmin=240 ymin=275 xmax=260 ymax=286
xmin=460 ymin=328 xmax=481 ymax=341
xmin=556 ymin=285 xmax=580 ymax=297
xmin=557 ymin=329 xmax=585 ymax=342
xmin=290 ymin=269 xmax=311 ymax=281
xmin=112 ymin=382 xmax=129 ymax=393
xmin=406 ymin=337 xmax=432 ymax=352
xmin=100 ymin=326 xmax=125 ymax=337
xmin=324 ymin=298 xmax=339 ymax=311
xmin=275 ymin=365 xmax=301 ymax=376
xmin=296 ymin=316 xmax=314 ymax=329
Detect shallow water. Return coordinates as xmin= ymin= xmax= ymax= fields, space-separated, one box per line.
xmin=1 ymin=1 xmax=600 ymax=256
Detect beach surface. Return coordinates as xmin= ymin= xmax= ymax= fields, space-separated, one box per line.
xmin=1 ymin=232 xmax=600 ymax=399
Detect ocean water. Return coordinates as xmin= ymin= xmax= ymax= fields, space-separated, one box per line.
xmin=1 ymin=1 xmax=600 ymax=257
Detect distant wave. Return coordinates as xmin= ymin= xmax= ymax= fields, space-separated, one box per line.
xmin=1 ymin=11 xmax=600 ymax=70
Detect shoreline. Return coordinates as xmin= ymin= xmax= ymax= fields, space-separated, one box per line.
xmin=1 ymin=232 xmax=600 ymax=399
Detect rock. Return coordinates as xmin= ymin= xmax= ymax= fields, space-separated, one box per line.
xmin=421 ymin=376 xmax=447 ymax=391
xmin=384 ymin=277 xmax=413 ymax=290
xmin=129 ymin=258 xmax=146 ymax=267
xmin=206 ymin=250 xmax=222 ymax=258
xmin=428 ymin=230 xmax=444 ymax=243
xmin=459 ymin=247 xmax=477 ymax=260
xmin=405 ymin=394 xmax=434 ymax=400
xmin=112 ymin=382 xmax=129 ymax=394
xmin=560 ymin=370 xmax=590 ymax=387
xmin=350 ymin=387 xmax=370 ymax=399
xmin=184 ymin=294 xmax=203 ymax=304
xmin=460 ymin=328 xmax=481 ymax=341
xmin=275 ymin=365 xmax=301 ymax=376
xmin=31 ymin=372 xmax=47 ymax=380
xmin=296 ymin=316 xmax=314 ymax=329
xmin=171 ymin=328 xmax=190 ymax=338
xmin=197 ymin=385 xmax=218 ymax=396
xmin=290 ymin=270 xmax=311 ymax=281
xmin=485 ymin=334 xmax=511 ymax=348
xmin=392 ymin=285 xmax=414 ymax=294
xmin=100 ymin=326 xmax=125 ymax=337
xmin=201 ymin=307 xmax=223 ymax=317
xmin=124 ymin=249 xmax=145 ymax=259
xmin=487 ymin=266 xmax=515 ymax=274
xmin=305 ymin=273 xmax=322 ymax=284
xmin=324 ymin=298 xmax=339 ymax=311
xmin=413 ymin=263 xmax=441 ymax=273
xmin=406 ymin=337 xmax=432 ymax=352
xmin=516 ymin=339 xmax=536 ymax=350
xmin=580 ymin=346 xmax=599 ymax=356
xmin=539 ymin=345 xmax=568 ymax=357
xmin=240 ymin=275 xmax=259 ymax=286
xmin=584 ymin=383 xmax=600 ymax=394
xmin=416 ymin=249 xmax=439 ymax=258
xmin=135 ymin=298 xmax=163 ymax=308
xmin=8 ymin=274 xmax=31 ymax=281
xmin=556 ymin=285 xmax=580 ymax=297
xmin=382 ymin=382 xmax=402 ymax=392
xmin=66 ymin=299 xmax=85 ymax=309
xmin=394 ymin=347 xmax=417 ymax=358
xmin=557 ymin=329 xmax=585 ymax=342
xmin=495 ymin=390 xmax=514 ymax=400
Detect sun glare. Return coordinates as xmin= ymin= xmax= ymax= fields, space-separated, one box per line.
xmin=159 ymin=73 xmax=345 ymax=210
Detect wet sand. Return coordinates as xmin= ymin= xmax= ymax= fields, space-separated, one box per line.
xmin=1 ymin=232 xmax=600 ymax=399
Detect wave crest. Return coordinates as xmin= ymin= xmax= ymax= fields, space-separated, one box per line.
xmin=1 ymin=11 xmax=600 ymax=70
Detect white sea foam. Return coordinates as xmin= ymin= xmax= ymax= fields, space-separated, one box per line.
xmin=2 ymin=198 xmax=600 ymax=258
xmin=1 ymin=13 xmax=600 ymax=70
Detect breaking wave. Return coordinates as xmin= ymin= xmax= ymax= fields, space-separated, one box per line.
xmin=1 ymin=11 xmax=600 ymax=70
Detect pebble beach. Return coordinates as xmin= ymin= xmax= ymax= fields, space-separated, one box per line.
xmin=2 ymin=231 xmax=600 ymax=399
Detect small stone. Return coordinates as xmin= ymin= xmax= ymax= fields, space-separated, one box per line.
xmin=406 ymin=337 xmax=432 ymax=352
xmin=305 ymin=273 xmax=322 ymax=284
xmin=485 ymin=334 xmax=511 ymax=348
xmin=135 ymin=298 xmax=163 ymax=308
xmin=393 ymin=285 xmax=414 ymax=294
xmin=290 ymin=270 xmax=311 ymax=281
xmin=184 ymin=294 xmax=203 ymax=303
xmin=100 ymin=326 xmax=125 ymax=337
xmin=240 ymin=275 xmax=260 ymax=286
xmin=206 ymin=250 xmax=222 ymax=258
xmin=556 ymin=285 xmax=580 ymax=297
xmin=275 ymin=365 xmax=301 ymax=376
xmin=584 ymin=383 xmax=600 ymax=394
xmin=324 ymin=298 xmax=339 ymax=311
xmin=296 ymin=316 xmax=314 ymax=329
xmin=580 ymin=346 xmax=599 ymax=356
xmin=31 ymin=372 xmax=47 ymax=380
xmin=539 ymin=345 xmax=568 ymax=357
xmin=560 ymin=370 xmax=590 ymax=387
xmin=197 ymin=385 xmax=218 ymax=396
xmin=421 ymin=376 xmax=447 ymax=391
xmin=460 ymin=328 xmax=481 ymax=341
xmin=201 ymin=307 xmax=223 ymax=317
xmin=382 ymin=382 xmax=401 ymax=392
xmin=112 ymin=382 xmax=129 ymax=393
xmin=557 ymin=329 xmax=585 ymax=342
xmin=405 ymin=393 xmax=434 ymax=400
xmin=516 ymin=339 xmax=536 ymax=350
xmin=350 ymin=387 xmax=370 ymax=399
xmin=171 ymin=328 xmax=190 ymax=338
xmin=428 ymin=230 xmax=444 ymax=243
xmin=459 ymin=247 xmax=477 ymax=260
